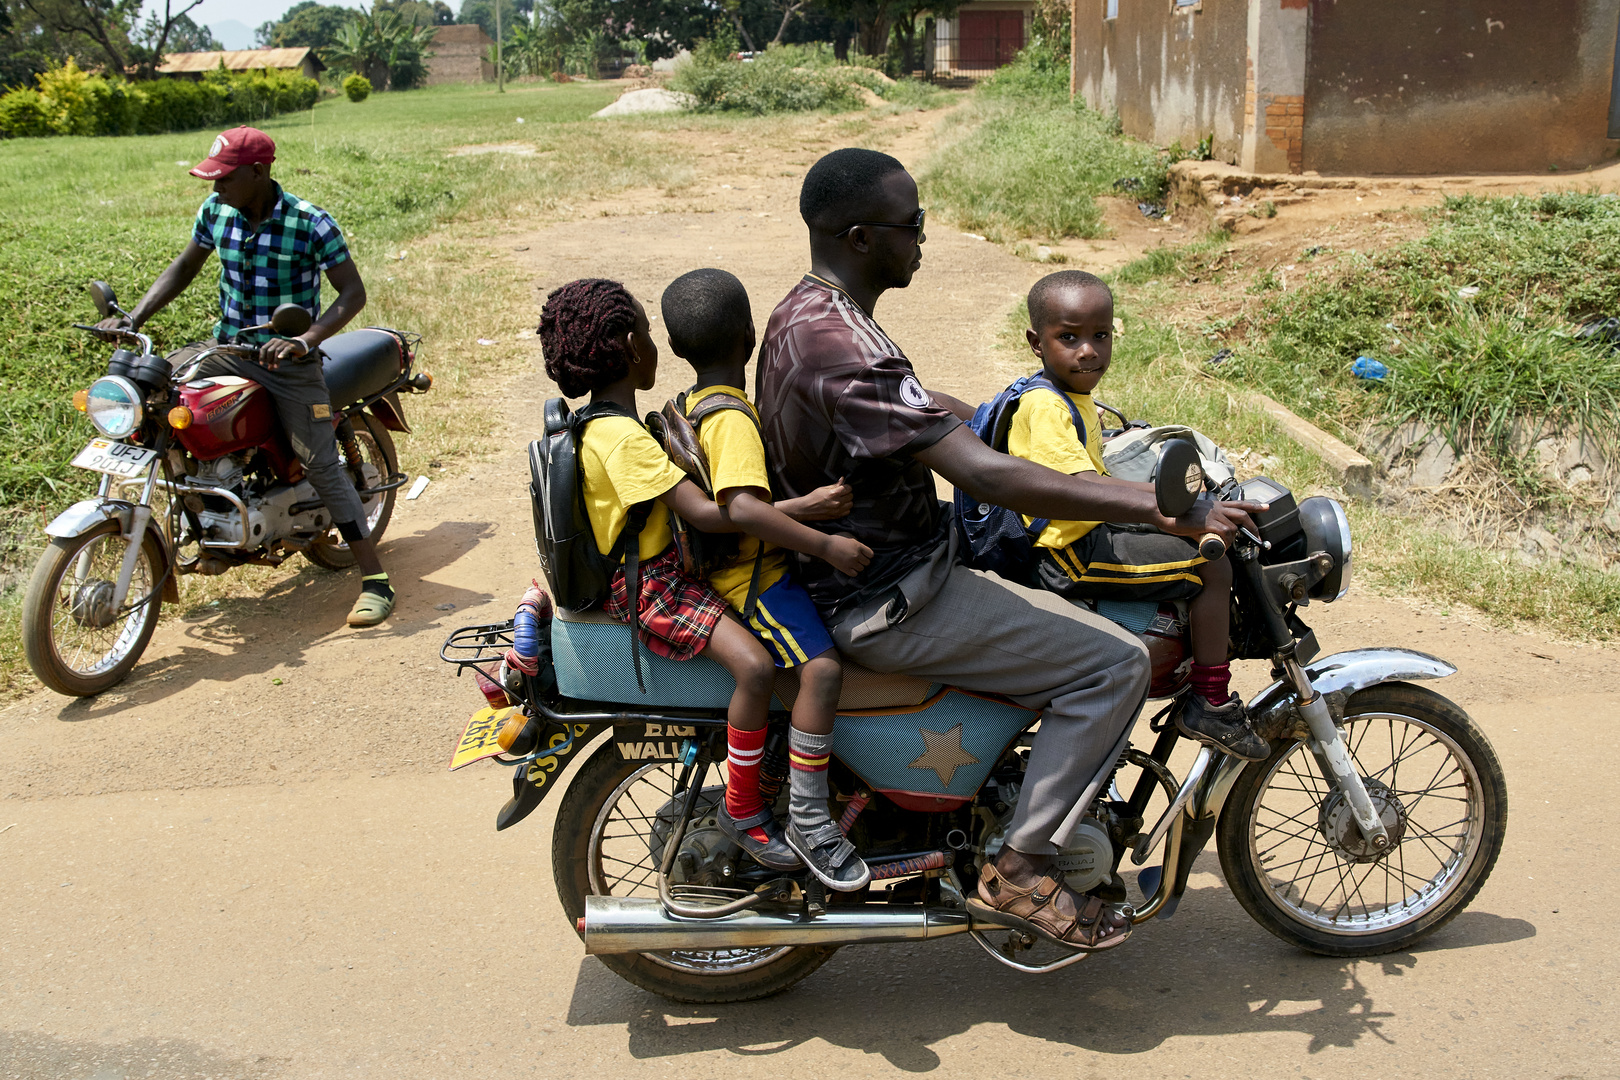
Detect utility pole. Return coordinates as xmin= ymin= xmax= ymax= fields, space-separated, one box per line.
xmin=496 ymin=0 xmax=504 ymax=92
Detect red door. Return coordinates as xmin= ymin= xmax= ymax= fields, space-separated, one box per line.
xmin=958 ymin=10 xmax=1025 ymax=71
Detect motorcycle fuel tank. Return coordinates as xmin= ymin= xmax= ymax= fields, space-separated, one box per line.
xmin=175 ymin=377 xmax=278 ymax=458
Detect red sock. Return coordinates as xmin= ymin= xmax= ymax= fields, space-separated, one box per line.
xmin=1190 ymin=662 xmax=1232 ymax=707
xmin=725 ymin=724 xmax=771 ymax=844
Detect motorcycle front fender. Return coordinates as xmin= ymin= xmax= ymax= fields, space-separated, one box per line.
xmin=1193 ymin=647 xmax=1458 ymax=820
xmin=43 ymin=498 xmax=179 ymax=604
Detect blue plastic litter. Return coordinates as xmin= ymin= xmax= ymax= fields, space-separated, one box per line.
xmin=1352 ymin=356 xmax=1389 ymax=381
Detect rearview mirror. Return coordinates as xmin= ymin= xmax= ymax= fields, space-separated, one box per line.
xmin=269 ymin=303 xmax=313 ymax=337
xmin=88 ymin=281 xmax=119 ymax=318
xmin=1153 ymin=438 xmax=1204 ymax=518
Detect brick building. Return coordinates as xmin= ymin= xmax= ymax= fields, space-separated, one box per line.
xmin=425 ymin=24 xmax=494 ymax=85
xmin=932 ymin=2 xmax=1034 ymax=77
xmin=1071 ymin=0 xmax=1620 ymax=175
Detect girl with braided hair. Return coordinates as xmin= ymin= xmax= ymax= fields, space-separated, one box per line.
xmin=538 ymin=278 xmax=807 ymax=870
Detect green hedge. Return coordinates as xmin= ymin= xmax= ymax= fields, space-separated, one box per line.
xmin=0 ymin=59 xmax=320 ymax=139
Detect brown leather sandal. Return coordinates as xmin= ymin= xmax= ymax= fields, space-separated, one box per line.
xmin=966 ymin=863 xmax=1132 ymax=952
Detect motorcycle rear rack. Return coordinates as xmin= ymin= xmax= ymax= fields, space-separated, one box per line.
xmin=440 ymin=619 xmax=516 ymax=684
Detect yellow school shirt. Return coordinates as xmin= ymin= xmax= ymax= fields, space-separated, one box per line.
xmin=578 ymin=414 xmax=682 ymax=563
xmin=686 ymin=386 xmax=789 ymax=610
xmin=1006 ymin=387 xmax=1109 ymax=549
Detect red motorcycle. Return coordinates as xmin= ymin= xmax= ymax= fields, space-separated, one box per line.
xmin=22 ymin=282 xmax=433 ymax=696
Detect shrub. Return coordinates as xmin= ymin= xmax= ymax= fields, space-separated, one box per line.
xmin=669 ymin=40 xmax=873 ymax=115
xmin=0 ymin=59 xmax=320 ymax=139
xmin=344 ymin=74 xmax=372 ymax=102
xmin=0 ymin=87 xmax=50 ymax=137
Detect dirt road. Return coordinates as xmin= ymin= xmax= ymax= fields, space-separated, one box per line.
xmin=3 ymin=115 xmax=1617 ymax=1079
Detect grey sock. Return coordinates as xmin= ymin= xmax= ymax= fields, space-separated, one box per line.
xmin=788 ymin=728 xmax=834 ymax=832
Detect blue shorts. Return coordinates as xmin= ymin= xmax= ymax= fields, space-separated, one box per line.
xmin=742 ymin=575 xmax=836 ymax=668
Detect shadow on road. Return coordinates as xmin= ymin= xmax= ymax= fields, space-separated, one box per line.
xmin=0 ymin=1029 xmax=288 ymax=1079
xmin=44 ymin=519 xmax=493 ymax=718
xmin=565 ymin=894 xmax=1535 ymax=1071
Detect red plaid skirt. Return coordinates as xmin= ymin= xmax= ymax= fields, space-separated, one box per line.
xmin=603 ymin=546 xmax=728 ymax=661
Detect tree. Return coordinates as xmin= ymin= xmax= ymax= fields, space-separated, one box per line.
xmin=322 ymin=7 xmax=436 ymax=90
xmin=264 ymin=1 xmax=354 ymax=51
xmin=155 ymin=12 xmax=221 ymax=51
xmin=456 ymin=0 xmax=531 ymax=41
xmin=17 ymin=0 xmax=140 ymax=74
xmin=377 ymin=0 xmax=454 ymax=27
xmin=132 ymin=1 xmax=214 ymax=69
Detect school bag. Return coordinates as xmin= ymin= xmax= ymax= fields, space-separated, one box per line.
xmin=645 ymin=389 xmax=768 ymax=620
xmin=953 ymin=372 xmax=1089 ymax=587
xmin=530 ymin=397 xmax=655 ymax=689
xmin=1101 ymin=424 xmax=1234 ymax=487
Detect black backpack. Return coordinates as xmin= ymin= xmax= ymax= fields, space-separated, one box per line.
xmin=529 ymin=398 xmax=655 ymax=690
xmin=952 ymin=372 xmax=1087 ymax=587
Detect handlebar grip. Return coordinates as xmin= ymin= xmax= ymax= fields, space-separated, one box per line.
xmin=1198 ymin=533 xmax=1226 ymax=561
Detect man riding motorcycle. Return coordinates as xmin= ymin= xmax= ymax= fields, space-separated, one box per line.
xmin=756 ymin=148 xmax=1268 ymax=952
xmin=94 ymin=126 xmax=397 ymax=627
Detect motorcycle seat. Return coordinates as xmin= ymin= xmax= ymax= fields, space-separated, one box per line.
xmin=551 ymin=607 xmax=937 ymax=710
xmin=321 ymin=329 xmax=402 ymax=408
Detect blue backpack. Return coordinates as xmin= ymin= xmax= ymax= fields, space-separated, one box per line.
xmin=953 ymin=373 xmax=1088 ymax=587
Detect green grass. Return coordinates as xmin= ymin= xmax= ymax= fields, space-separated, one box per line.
xmin=920 ymin=47 xmax=1165 ymax=242
xmin=1212 ymin=193 xmax=1620 ymax=482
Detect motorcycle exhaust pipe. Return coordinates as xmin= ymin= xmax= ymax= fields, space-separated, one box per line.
xmin=580 ymin=896 xmax=972 ymax=955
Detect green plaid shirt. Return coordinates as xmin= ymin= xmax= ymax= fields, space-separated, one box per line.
xmin=190 ymin=183 xmax=351 ymax=343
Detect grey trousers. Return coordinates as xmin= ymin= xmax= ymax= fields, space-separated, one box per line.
xmin=179 ymin=343 xmax=371 ymax=537
xmin=828 ymin=537 xmax=1149 ymax=855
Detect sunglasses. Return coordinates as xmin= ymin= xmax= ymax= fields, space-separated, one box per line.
xmin=835 ymin=208 xmax=926 ymax=239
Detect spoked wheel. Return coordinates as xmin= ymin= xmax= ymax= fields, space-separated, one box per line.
xmin=22 ymin=519 xmax=164 ymax=697
xmin=551 ymin=740 xmax=831 ymax=1002
xmin=1218 ymin=682 xmax=1507 ymax=955
xmin=304 ymin=413 xmax=397 ymax=570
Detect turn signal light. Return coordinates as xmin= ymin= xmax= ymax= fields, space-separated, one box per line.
xmin=409 ymin=371 xmax=433 ymax=392
xmin=497 ymin=710 xmax=541 ymax=756
xmin=72 ymin=388 xmax=88 ymax=412
xmin=168 ymin=406 xmax=194 ymax=430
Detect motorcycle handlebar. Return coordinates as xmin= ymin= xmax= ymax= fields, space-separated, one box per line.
xmin=75 ymin=323 xmax=154 ymax=358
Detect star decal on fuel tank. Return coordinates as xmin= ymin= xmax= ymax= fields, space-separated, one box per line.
xmin=908 ymin=723 xmax=980 ymax=788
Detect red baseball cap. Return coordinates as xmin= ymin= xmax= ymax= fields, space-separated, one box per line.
xmin=189 ymin=127 xmax=276 ymax=179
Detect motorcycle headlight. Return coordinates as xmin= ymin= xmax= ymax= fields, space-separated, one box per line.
xmin=1298 ymin=496 xmax=1353 ymax=601
xmin=85 ymin=375 xmax=143 ymax=439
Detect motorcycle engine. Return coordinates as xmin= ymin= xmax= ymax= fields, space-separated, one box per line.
xmin=977 ymin=780 xmax=1115 ymax=894
xmin=192 ymin=453 xmax=248 ymax=493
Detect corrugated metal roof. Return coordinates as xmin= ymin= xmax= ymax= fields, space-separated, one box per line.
xmin=157 ymin=48 xmax=325 ymax=74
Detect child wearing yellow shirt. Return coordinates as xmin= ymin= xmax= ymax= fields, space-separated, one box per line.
xmin=1007 ymin=270 xmax=1268 ymax=761
xmin=660 ymin=268 xmax=873 ymax=891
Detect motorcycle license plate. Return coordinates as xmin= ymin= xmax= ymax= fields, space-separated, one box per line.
xmin=71 ymin=438 xmax=157 ymax=479
xmin=448 ymin=705 xmax=520 ymax=771
xmin=614 ymin=722 xmax=701 ymax=763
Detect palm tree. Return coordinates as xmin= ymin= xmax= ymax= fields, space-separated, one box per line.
xmin=323 ymin=7 xmax=437 ymax=90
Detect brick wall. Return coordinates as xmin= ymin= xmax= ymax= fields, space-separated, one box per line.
xmin=1264 ymin=94 xmax=1304 ymax=173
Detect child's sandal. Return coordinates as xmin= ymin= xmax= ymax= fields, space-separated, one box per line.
xmin=716 ymin=805 xmax=803 ymax=871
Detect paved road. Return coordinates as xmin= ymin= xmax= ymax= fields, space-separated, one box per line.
xmin=3 ymin=119 xmax=1617 ymax=1079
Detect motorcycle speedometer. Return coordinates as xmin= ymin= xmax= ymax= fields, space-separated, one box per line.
xmin=85 ymin=375 xmax=143 ymax=439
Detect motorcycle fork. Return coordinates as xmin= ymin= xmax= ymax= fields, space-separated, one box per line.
xmin=1237 ymin=543 xmax=1390 ymax=850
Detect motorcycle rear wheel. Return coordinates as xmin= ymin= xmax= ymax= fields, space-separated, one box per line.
xmin=22 ymin=519 xmax=164 ymax=697
xmin=1217 ymin=682 xmax=1507 ymax=956
xmin=304 ymin=413 xmax=397 ymax=571
xmin=551 ymin=740 xmax=832 ymax=1003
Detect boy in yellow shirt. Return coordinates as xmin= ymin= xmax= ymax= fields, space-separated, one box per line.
xmin=1007 ymin=270 xmax=1268 ymax=761
xmin=540 ymin=276 xmax=866 ymax=876
xmin=660 ymin=267 xmax=873 ymax=891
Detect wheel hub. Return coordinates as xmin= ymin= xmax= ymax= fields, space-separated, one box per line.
xmin=1318 ymin=777 xmax=1406 ymax=862
xmin=68 ymin=579 xmax=117 ymax=629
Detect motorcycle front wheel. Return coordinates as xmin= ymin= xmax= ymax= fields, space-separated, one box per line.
xmin=22 ymin=519 xmax=164 ymax=697
xmin=304 ymin=413 xmax=397 ymax=571
xmin=1217 ymin=682 xmax=1507 ymax=956
xmin=551 ymin=740 xmax=832 ymax=1003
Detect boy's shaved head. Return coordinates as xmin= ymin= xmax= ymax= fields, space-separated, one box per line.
xmin=1028 ymin=270 xmax=1111 ymax=329
xmin=661 ymin=267 xmax=752 ymax=360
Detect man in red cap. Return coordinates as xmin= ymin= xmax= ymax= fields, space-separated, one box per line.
xmin=96 ymin=126 xmax=397 ymax=627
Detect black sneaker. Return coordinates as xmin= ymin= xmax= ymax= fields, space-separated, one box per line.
xmin=1177 ymin=692 xmax=1270 ymax=761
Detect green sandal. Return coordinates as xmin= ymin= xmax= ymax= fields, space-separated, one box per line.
xmin=346 ymin=589 xmax=396 ymax=627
